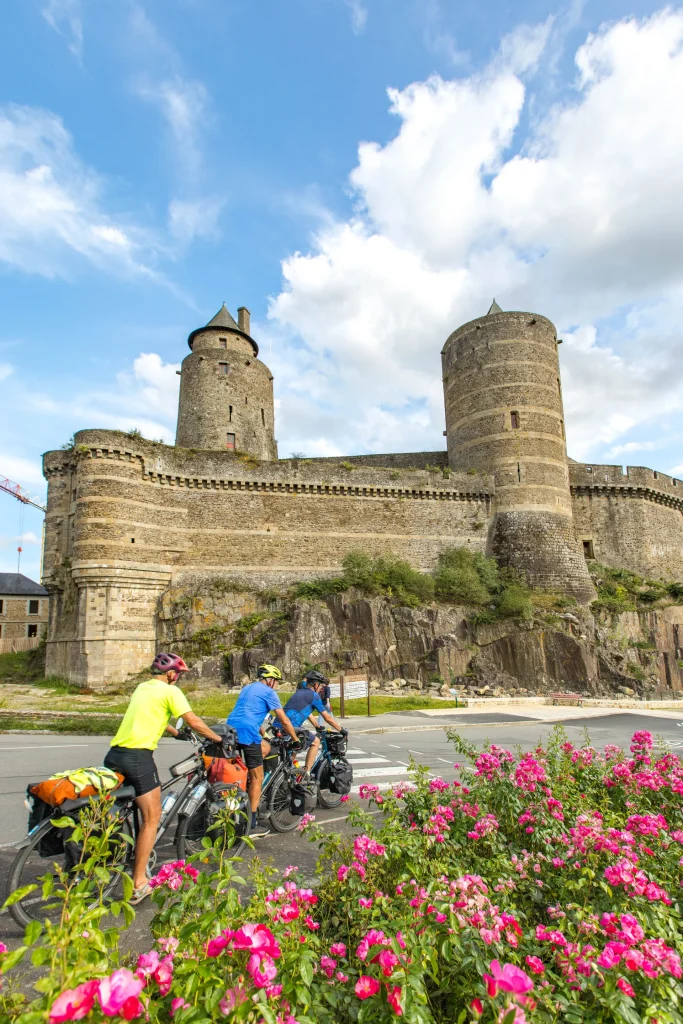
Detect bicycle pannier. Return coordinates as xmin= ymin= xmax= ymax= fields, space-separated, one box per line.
xmin=328 ymin=759 xmax=353 ymax=795
xmin=289 ymin=778 xmax=317 ymax=816
xmin=326 ymin=732 xmax=348 ymax=757
xmin=29 ymin=771 xmax=124 ymax=807
xmin=202 ymin=755 xmax=248 ymax=791
xmin=203 ymin=724 xmax=239 ymax=759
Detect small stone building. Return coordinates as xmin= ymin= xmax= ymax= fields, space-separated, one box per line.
xmin=0 ymin=573 xmax=48 ymax=646
xmin=41 ymin=301 xmax=683 ymax=686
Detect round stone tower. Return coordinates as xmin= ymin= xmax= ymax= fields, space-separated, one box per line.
xmin=175 ymin=304 xmax=277 ymax=459
xmin=442 ymin=302 xmax=594 ymax=601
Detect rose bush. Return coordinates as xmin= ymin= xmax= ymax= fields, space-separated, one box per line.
xmin=2 ymin=727 xmax=683 ymax=1024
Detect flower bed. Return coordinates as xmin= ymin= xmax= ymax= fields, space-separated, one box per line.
xmin=2 ymin=726 xmax=683 ymax=1024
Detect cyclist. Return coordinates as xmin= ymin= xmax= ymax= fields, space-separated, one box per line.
xmin=281 ymin=670 xmax=346 ymax=776
xmin=104 ymin=652 xmax=222 ymax=904
xmin=227 ymin=664 xmax=299 ymax=835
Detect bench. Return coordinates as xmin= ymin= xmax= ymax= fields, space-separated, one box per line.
xmin=548 ymin=692 xmax=584 ymax=706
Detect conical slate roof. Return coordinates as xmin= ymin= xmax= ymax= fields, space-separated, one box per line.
xmin=205 ymin=303 xmax=239 ymax=331
xmin=187 ymin=304 xmax=258 ymax=354
xmin=487 ymin=299 xmax=503 ymax=315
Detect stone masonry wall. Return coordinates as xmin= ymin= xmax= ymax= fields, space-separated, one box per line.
xmin=571 ymin=463 xmax=683 ymax=579
xmin=42 ymin=431 xmax=494 ymax=685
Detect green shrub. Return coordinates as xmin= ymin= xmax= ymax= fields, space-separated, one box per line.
xmin=433 ymin=548 xmax=495 ymax=605
xmin=0 ymin=643 xmax=47 ymax=683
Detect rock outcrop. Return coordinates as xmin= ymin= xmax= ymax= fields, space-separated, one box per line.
xmin=156 ymin=581 xmax=683 ymax=699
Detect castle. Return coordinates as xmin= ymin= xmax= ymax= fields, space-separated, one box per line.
xmin=42 ymin=302 xmax=683 ymax=687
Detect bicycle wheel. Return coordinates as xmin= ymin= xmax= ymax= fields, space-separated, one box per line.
xmin=267 ymin=772 xmax=300 ymax=833
xmin=176 ymin=785 xmax=251 ymax=860
xmin=316 ymin=759 xmax=344 ymax=809
xmin=7 ymin=813 xmax=134 ymax=928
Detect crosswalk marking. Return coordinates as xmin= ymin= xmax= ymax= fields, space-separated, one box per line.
xmin=345 ymin=756 xmax=388 ymax=765
xmin=352 ymin=766 xmax=410 ymax=778
xmin=346 ymin=747 xmax=370 ymax=754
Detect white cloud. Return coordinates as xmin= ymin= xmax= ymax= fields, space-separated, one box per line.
xmin=137 ymin=76 xmax=210 ymax=184
xmin=42 ymin=0 xmax=84 ymax=60
xmin=270 ymin=10 xmax=683 ymax=465
xmin=15 ymin=531 xmax=41 ymax=545
xmin=0 ymin=452 xmax=48 ymax=489
xmin=605 ymin=440 xmax=659 ymax=458
xmin=0 ymin=104 xmax=158 ymax=280
xmin=0 ymin=363 xmax=13 ymax=382
xmin=345 ymin=0 xmax=367 ymax=35
xmin=670 ymin=465 xmax=683 ymax=477
xmin=168 ymin=197 xmax=225 ymax=242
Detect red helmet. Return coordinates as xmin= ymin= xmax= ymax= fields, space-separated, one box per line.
xmin=152 ymin=652 xmax=188 ymax=674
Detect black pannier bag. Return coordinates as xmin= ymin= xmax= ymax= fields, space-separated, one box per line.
xmin=328 ymin=760 xmax=353 ymax=795
xmin=289 ymin=778 xmax=318 ymax=816
xmin=326 ymin=732 xmax=348 ymax=757
xmin=203 ymin=723 xmax=239 ymax=759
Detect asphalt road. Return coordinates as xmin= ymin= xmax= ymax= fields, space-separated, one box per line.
xmin=2 ymin=711 xmax=682 ymax=946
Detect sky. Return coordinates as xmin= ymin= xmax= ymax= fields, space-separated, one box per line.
xmin=1 ymin=0 xmax=683 ymax=583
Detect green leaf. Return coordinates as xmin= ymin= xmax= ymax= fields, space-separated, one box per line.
xmin=3 ymin=884 xmax=37 ymax=908
xmin=0 ymin=946 xmax=27 ymax=970
xmin=300 ymin=959 xmax=313 ymax=988
xmin=121 ymin=873 xmax=133 ymax=902
xmin=24 ymin=920 xmax=42 ymax=946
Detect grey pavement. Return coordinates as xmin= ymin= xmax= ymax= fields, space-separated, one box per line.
xmin=2 ymin=711 xmax=683 ymax=947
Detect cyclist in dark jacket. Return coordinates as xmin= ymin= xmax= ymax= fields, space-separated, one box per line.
xmin=282 ymin=670 xmax=345 ymax=775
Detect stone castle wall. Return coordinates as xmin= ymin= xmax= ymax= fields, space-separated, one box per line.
xmin=570 ymin=463 xmax=683 ymax=579
xmin=42 ymin=431 xmax=494 ymax=685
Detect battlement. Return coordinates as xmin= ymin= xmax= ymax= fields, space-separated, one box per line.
xmin=570 ymin=463 xmax=683 ymax=506
xmin=44 ymin=431 xmax=493 ymax=498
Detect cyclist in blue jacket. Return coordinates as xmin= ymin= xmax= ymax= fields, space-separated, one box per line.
xmin=282 ymin=670 xmax=346 ymax=775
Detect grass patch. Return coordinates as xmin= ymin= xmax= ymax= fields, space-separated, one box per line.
xmin=331 ymin=695 xmax=462 ymax=716
xmin=590 ymin=563 xmax=683 ymax=614
xmin=0 ymin=645 xmax=47 ymax=683
xmin=0 ymin=715 xmax=122 ymax=735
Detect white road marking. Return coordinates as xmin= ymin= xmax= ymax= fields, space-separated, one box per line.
xmin=345 ymin=757 xmax=388 ymax=765
xmin=351 ymin=781 xmax=403 ymax=794
xmin=0 ymin=744 xmax=90 ymax=751
xmin=352 ymin=766 xmax=410 ymax=778
xmin=388 ymin=744 xmax=401 ymax=749
xmin=437 ymin=757 xmax=453 ymax=764
xmin=346 ymin=748 xmax=370 ymax=755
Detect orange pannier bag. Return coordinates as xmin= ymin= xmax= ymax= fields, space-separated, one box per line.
xmin=202 ymin=755 xmax=248 ymax=791
xmin=29 ymin=773 xmax=125 ymax=806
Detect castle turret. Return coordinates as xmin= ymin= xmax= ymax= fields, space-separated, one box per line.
xmin=175 ymin=304 xmax=277 ymax=459
xmin=442 ymin=304 xmax=595 ymax=601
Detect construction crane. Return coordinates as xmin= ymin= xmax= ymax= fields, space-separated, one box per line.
xmin=0 ymin=475 xmax=47 ymax=513
xmin=0 ymin=474 xmax=47 ymax=573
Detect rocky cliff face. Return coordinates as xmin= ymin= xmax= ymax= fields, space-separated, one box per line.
xmin=156 ymin=581 xmax=683 ymax=698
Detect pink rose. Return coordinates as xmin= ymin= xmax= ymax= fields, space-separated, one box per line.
xmin=525 ymin=956 xmax=545 ymax=975
xmin=232 ymin=923 xmax=281 ymax=958
xmin=355 ymin=976 xmax=381 ymax=1000
xmin=617 ymin=978 xmax=635 ymax=997
xmin=488 ymin=961 xmax=533 ymax=996
xmin=170 ymin=999 xmax=190 ymax=1018
xmin=97 ymin=970 xmax=144 ymax=1017
xmin=386 ymin=984 xmax=403 ymax=1015
xmin=49 ymin=981 xmax=99 ymax=1023
xmin=247 ymin=953 xmax=278 ymax=988
xmin=330 ymin=943 xmax=347 ymax=957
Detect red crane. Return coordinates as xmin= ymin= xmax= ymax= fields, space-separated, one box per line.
xmin=0 ymin=475 xmax=47 ymax=512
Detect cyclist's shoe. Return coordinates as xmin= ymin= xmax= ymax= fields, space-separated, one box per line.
xmin=130 ymin=882 xmax=153 ymax=905
xmin=250 ymin=812 xmax=271 ymax=838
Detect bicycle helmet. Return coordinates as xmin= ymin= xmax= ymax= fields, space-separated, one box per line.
xmin=303 ymin=669 xmax=328 ymax=687
xmin=152 ymin=652 xmax=189 ymax=674
xmin=257 ymin=664 xmax=283 ymax=681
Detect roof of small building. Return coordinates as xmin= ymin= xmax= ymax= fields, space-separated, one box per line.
xmin=187 ymin=304 xmax=259 ymax=355
xmin=487 ymin=299 xmax=503 ymax=315
xmin=0 ymin=573 xmax=48 ymax=596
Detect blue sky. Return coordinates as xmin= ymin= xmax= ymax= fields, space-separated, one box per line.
xmin=1 ymin=0 xmax=683 ymax=583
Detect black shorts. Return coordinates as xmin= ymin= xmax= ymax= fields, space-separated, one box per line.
xmin=104 ymin=746 xmax=160 ymax=797
xmin=240 ymin=743 xmax=264 ymax=769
